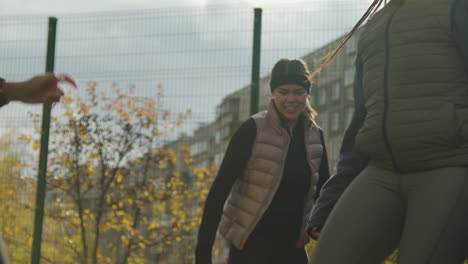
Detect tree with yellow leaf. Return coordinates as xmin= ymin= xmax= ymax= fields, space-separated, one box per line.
xmin=36 ymin=82 xmax=214 ymax=264
xmin=0 ymin=131 xmax=37 ymax=263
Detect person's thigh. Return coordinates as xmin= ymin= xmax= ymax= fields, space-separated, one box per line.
xmin=398 ymin=167 xmax=468 ymax=264
xmin=310 ymin=165 xmax=405 ymax=264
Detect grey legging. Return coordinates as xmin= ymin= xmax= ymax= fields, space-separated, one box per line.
xmin=310 ymin=165 xmax=468 ymax=264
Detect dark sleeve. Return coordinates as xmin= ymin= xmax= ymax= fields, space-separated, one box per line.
xmin=452 ymin=0 xmax=468 ymax=72
xmin=195 ymin=118 xmax=256 ymax=264
xmin=0 ymin=77 xmax=8 ymax=107
xmin=314 ymin=129 xmax=330 ymax=201
xmin=307 ymin=55 xmax=369 ymax=233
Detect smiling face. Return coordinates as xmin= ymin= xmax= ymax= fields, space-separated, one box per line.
xmin=272 ymin=84 xmax=308 ymax=127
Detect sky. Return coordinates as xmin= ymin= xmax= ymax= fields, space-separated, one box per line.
xmin=0 ymin=0 xmax=374 ymax=145
xmin=1 ymin=0 xmax=359 ymax=15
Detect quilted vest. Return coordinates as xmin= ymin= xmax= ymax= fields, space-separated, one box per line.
xmin=355 ymin=0 xmax=468 ymax=172
xmin=218 ymin=100 xmax=323 ymax=249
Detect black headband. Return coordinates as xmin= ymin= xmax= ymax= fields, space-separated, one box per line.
xmin=270 ymin=74 xmax=311 ymax=93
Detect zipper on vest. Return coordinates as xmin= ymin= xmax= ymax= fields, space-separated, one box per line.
xmin=280 ymin=117 xmax=295 ymax=141
xmin=382 ymin=4 xmax=402 ymax=172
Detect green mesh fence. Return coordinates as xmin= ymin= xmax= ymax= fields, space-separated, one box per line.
xmin=0 ymin=15 xmax=49 ymax=264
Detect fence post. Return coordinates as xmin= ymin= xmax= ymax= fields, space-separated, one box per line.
xmin=250 ymin=8 xmax=262 ymax=115
xmin=31 ymin=16 xmax=57 ymax=264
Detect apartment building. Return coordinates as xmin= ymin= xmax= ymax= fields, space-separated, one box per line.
xmin=184 ymin=30 xmax=361 ymax=175
xmin=305 ymin=31 xmax=361 ymax=172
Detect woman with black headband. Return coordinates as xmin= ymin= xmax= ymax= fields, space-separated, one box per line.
xmin=195 ymin=58 xmax=330 ymax=264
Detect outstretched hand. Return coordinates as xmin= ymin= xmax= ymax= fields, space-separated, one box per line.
xmin=4 ymin=73 xmax=77 ymax=107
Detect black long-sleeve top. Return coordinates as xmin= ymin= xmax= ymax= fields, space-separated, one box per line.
xmin=307 ymin=0 xmax=468 ymax=231
xmin=195 ymin=116 xmax=330 ymax=263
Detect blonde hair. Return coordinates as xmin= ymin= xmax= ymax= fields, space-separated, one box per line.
xmin=305 ymin=97 xmax=317 ymax=118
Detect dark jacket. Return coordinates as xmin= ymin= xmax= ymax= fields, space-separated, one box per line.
xmin=307 ymin=0 xmax=468 ymax=232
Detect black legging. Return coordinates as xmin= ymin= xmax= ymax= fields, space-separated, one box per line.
xmin=227 ymin=234 xmax=308 ymax=264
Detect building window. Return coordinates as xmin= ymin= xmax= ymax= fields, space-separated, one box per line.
xmin=331 ymin=82 xmax=341 ymax=100
xmin=331 ymin=112 xmax=340 ymax=131
xmin=191 ymin=141 xmax=208 ymax=156
xmin=195 ymin=160 xmax=209 ymax=169
xmin=344 ymin=67 xmax=356 ymax=87
xmin=214 ymin=153 xmax=224 ymax=165
xmin=318 ymin=89 xmax=327 ymax=105
xmin=220 ymin=126 xmax=230 ymax=139
xmin=332 ymin=141 xmax=340 ymax=162
xmin=346 ymin=86 xmax=354 ymax=101
xmin=345 ymin=108 xmax=354 ymax=128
